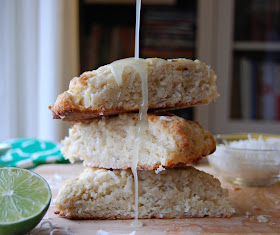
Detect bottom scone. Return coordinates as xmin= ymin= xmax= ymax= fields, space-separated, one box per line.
xmin=55 ymin=167 xmax=235 ymax=219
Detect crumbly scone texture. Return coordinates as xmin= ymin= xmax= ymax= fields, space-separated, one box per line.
xmin=50 ymin=58 xmax=219 ymax=121
xmin=61 ymin=112 xmax=216 ymax=170
xmin=54 ymin=167 xmax=235 ymax=219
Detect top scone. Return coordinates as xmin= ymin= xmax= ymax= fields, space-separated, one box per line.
xmin=50 ymin=58 xmax=218 ymax=121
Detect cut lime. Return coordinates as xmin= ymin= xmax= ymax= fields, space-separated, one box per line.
xmin=0 ymin=167 xmax=51 ymax=235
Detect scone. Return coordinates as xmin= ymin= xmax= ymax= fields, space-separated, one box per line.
xmin=55 ymin=167 xmax=235 ymax=219
xmin=61 ymin=112 xmax=216 ymax=170
xmin=50 ymin=58 xmax=219 ymax=121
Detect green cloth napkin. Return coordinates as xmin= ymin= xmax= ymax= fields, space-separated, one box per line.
xmin=0 ymin=138 xmax=69 ymax=169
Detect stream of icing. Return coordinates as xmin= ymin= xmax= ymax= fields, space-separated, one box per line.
xmin=131 ymin=0 xmax=147 ymax=228
xmin=134 ymin=0 xmax=141 ymax=59
xmin=108 ymin=57 xmax=147 ymax=228
xmin=108 ymin=0 xmax=147 ymax=227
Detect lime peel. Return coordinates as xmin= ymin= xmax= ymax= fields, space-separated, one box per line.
xmin=0 ymin=167 xmax=51 ymax=235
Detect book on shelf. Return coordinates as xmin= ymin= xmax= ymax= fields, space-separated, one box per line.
xmin=141 ymin=8 xmax=195 ymax=53
xmin=84 ymin=24 xmax=135 ymax=70
xmin=141 ymin=47 xmax=194 ymax=59
xmin=84 ymin=8 xmax=196 ymax=69
xmin=89 ymin=24 xmax=101 ymax=70
xmin=255 ymin=61 xmax=263 ymax=120
xmin=261 ymin=61 xmax=276 ymax=120
xmin=82 ymin=6 xmax=196 ymax=72
xmin=250 ymin=0 xmax=280 ymax=41
xmin=109 ymin=25 xmax=121 ymax=63
xmin=235 ymin=0 xmax=280 ymax=42
xmin=230 ymin=57 xmax=241 ymax=119
xmin=233 ymin=57 xmax=280 ymax=121
xmin=84 ymin=0 xmax=176 ymax=5
xmin=273 ymin=63 xmax=280 ymax=120
xmin=239 ymin=57 xmax=251 ymax=120
xmin=239 ymin=57 xmax=259 ymax=120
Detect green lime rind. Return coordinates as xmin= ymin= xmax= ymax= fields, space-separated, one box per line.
xmin=0 ymin=201 xmax=50 ymax=235
xmin=0 ymin=167 xmax=51 ymax=235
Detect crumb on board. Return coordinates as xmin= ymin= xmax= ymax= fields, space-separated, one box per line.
xmin=252 ymin=206 xmax=261 ymax=210
xmin=257 ymin=215 xmax=268 ymax=223
xmin=233 ymin=187 xmax=241 ymax=191
xmin=245 ymin=211 xmax=251 ymax=218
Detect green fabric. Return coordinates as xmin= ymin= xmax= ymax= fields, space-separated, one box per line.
xmin=0 ymin=138 xmax=69 ymax=169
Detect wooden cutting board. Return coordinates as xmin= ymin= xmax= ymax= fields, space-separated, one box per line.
xmin=32 ymin=163 xmax=280 ymax=234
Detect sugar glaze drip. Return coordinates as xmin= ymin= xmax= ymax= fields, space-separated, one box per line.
xmin=109 ymin=0 xmax=146 ymax=227
xmin=109 ymin=57 xmax=147 ymax=228
xmin=131 ymin=0 xmax=147 ymax=228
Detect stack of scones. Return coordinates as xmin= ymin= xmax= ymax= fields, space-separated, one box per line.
xmin=51 ymin=58 xmax=235 ymax=219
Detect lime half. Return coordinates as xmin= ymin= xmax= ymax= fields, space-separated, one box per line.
xmin=0 ymin=167 xmax=51 ymax=235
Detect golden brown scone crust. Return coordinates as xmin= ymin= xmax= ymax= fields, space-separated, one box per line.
xmin=54 ymin=167 xmax=235 ymax=219
xmin=50 ymin=58 xmax=218 ymax=121
xmin=61 ymin=112 xmax=216 ymax=170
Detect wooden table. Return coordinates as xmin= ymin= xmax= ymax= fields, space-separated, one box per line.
xmin=32 ymin=163 xmax=280 ymax=234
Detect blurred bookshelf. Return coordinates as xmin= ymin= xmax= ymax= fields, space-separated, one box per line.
xmin=193 ymin=0 xmax=280 ymax=135
xmin=84 ymin=0 xmax=176 ymax=4
xmin=79 ymin=0 xmax=197 ymax=120
xmin=231 ymin=0 xmax=280 ymax=122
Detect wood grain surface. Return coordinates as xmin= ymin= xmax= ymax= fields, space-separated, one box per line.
xmin=30 ymin=163 xmax=280 ymax=234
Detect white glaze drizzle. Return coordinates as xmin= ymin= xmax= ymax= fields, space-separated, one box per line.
xmin=108 ymin=58 xmax=147 ymax=87
xmin=109 ymin=0 xmax=146 ymax=227
xmin=130 ymin=63 xmax=148 ymax=227
xmin=131 ymin=0 xmax=146 ymax=228
xmin=134 ymin=0 xmax=141 ymax=59
xmin=108 ymin=60 xmax=147 ymax=229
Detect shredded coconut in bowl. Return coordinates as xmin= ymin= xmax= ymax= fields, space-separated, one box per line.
xmin=226 ymin=135 xmax=280 ymax=150
xmin=208 ymin=134 xmax=280 ymax=186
